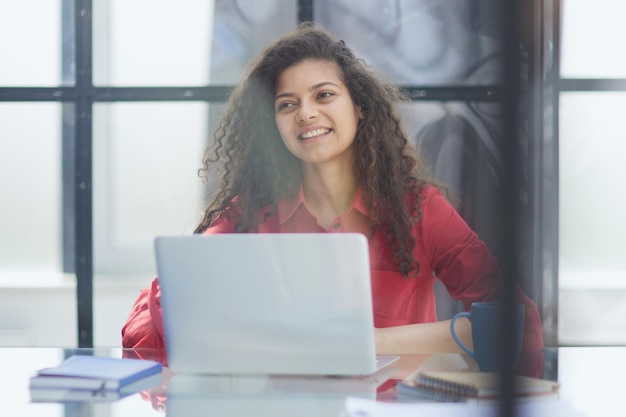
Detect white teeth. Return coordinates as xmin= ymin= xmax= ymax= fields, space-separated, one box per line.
xmin=300 ymin=128 xmax=330 ymax=139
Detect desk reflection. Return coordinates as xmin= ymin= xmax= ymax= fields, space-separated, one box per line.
xmin=127 ymin=348 xmax=544 ymax=415
xmin=164 ymin=367 xmax=397 ymax=417
xmin=6 ymin=347 xmax=626 ymax=417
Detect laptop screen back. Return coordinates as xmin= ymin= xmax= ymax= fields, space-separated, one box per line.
xmin=155 ymin=233 xmax=378 ymax=375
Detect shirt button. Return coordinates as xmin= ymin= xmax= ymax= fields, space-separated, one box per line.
xmin=333 ymin=223 xmax=340 ymax=230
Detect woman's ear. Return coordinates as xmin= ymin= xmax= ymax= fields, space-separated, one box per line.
xmin=357 ymin=105 xmax=364 ymax=120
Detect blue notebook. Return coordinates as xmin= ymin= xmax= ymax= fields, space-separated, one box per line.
xmin=29 ymin=372 xmax=164 ymax=403
xmin=29 ymin=355 xmax=163 ymax=391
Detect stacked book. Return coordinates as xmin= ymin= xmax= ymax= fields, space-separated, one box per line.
xmin=29 ymin=355 xmax=163 ymax=402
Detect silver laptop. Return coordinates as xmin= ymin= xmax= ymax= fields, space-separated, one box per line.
xmin=155 ymin=233 xmax=398 ymax=376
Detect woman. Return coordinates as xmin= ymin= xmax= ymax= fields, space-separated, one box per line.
xmin=122 ymin=23 xmax=543 ymax=360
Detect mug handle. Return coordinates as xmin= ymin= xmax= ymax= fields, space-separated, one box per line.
xmin=450 ymin=312 xmax=475 ymax=358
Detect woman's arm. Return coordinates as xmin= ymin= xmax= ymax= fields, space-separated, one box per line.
xmin=419 ymin=189 xmax=544 ymax=352
xmin=375 ymin=318 xmax=473 ymax=355
xmin=121 ymin=278 xmax=166 ymax=356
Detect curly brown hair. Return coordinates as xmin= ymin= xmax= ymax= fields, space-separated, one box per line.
xmin=195 ymin=22 xmax=437 ymax=277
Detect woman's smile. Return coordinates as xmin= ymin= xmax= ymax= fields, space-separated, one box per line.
xmin=298 ymin=127 xmax=332 ymax=141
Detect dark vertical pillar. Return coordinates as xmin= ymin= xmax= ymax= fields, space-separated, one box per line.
xmin=62 ymin=0 xmax=76 ymax=274
xmin=75 ymin=0 xmax=94 ymax=348
xmin=527 ymin=0 xmax=561 ymax=350
xmin=499 ymin=0 xmax=523 ymax=416
xmin=297 ymin=0 xmax=314 ymax=23
xmin=543 ymin=0 xmax=561 ymax=351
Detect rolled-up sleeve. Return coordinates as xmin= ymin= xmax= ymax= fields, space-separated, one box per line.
xmin=419 ymin=188 xmax=544 ymax=351
xmin=121 ymin=277 xmax=167 ymax=364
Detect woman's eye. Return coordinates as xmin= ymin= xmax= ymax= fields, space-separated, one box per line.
xmin=318 ymin=91 xmax=334 ymax=99
xmin=276 ymin=102 xmax=294 ymax=111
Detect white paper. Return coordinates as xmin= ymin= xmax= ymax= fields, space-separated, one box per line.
xmin=344 ymin=397 xmax=591 ymax=417
xmin=344 ymin=397 xmax=499 ymax=417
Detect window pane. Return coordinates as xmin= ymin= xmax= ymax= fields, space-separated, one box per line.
xmin=93 ymin=102 xmax=210 ymax=275
xmin=561 ymin=0 xmax=626 ymax=78
xmin=0 ymin=1 xmax=61 ymax=86
xmin=0 ymin=103 xmax=62 ymax=279
xmin=398 ymin=101 xmax=540 ymax=320
xmin=94 ymin=0 xmax=214 ymax=86
xmin=559 ymin=93 xmax=626 ymax=343
xmin=316 ymin=0 xmax=505 ymax=85
xmin=208 ymin=0 xmax=298 ymax=84
xmin=559 ymin=93 xmax=626 ymax=275
xmin=94 ymin=0 xmax=299 ymax=86
xmin=400 ymin=101 xmax=507 ymax=254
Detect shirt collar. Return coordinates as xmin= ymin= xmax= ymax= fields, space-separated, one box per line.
xmin=278 ymin=184 xmax=369 ymax=224
xmin=277 ymin=186 xmax=306 ymax=224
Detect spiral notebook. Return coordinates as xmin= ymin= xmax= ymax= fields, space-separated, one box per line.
xmin=395 ymin=371 xmax=560 ymax=402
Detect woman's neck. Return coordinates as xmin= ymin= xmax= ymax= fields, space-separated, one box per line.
xmin=301 ymin=163 xmax=357 ymax=230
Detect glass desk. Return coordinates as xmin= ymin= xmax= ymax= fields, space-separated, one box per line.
xmin=4 ymin=346 xmax=624 ymax=417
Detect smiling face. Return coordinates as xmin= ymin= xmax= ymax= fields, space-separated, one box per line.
xmin=274 ymin=59 xmax=361 ymax=168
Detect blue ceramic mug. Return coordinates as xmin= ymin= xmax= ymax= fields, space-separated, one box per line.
xmin=450 ymin=302 xmax=525 ymax=372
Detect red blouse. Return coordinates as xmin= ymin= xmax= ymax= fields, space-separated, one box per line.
xmin=122 ymin=186 xmax=544 ymax=358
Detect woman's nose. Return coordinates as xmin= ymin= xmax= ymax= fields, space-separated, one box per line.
xmin=297 ymin=101 xmax=318 ymax=122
